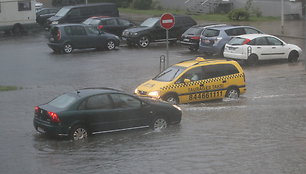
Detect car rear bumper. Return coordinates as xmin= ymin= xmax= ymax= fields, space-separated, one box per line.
xmin=224 ymin=52 xmax=248 ymax=60
xmin=33 ymin=117 xmax=69 ymax=136
xmin=178 ymin=41 xmax=198 ymax=47
xmin=47 ymin=42 xmax=64 ymax=50
xmin=199 ymin=45 xmax=221 ymax=54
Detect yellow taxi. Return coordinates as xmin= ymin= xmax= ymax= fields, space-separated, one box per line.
xmin=135 ymin=57 xmax=246 ymax=104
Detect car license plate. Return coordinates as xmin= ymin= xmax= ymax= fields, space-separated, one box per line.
xmin=121 ymin=37 xmax=127 ymax=41
xmin=50 ymin=38 xmax=54 ymax=41
xmin=183 ymin=38 xmax=189 ymax=42
xmin=37 ymin=127 xmax=45 ymax=133
xmin=204 ymin=39 xmax=210 ymax=44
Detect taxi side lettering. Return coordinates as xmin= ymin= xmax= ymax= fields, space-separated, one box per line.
xmin=189 ymin=91 xmax=223 ymax=100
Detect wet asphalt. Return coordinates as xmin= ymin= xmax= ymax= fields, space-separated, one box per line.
xmin=0 ymin=22 xmax=306 ymax=174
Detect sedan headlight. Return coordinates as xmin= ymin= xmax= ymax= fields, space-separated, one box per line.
xmin=52 ymin=21 xmax=58 ymax=25
xmin=148 ymin=91 xmax=160 ymax=98
xmin=172 ymin=104 xmax=182 ymax=111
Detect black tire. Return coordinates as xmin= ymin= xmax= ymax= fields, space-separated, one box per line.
xmin=69 ymin=125 xmax=89 ymax=141
xmin=247 ymin=54 xmax=258 ymax=66
xmin=138 ymin=36 xmax=150 ymax=48
xmin=225 ymin=88 xmax=240 ymax=99
xmin=188 ymin=46 xmax=199 ymax=52
xmin=12 ymin=24 xmax=24 ymax=35
xmin=288 ymin=51 xmax=299 ymax=62
xmin=63 ymin=43 xmax=73 ymax=54
xmin=163 ymin=94 xmax=179 ymax=105
xmin=151 ymin=117 xmax=168 ymax=130
xmin=219 ymin=46 xmax=225 ymax=57
xmin=105 ymin=40 xmax=116 ymax=50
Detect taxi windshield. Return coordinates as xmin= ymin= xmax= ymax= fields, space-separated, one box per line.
xmin=153 ymin=66 xmax=186 ymax=82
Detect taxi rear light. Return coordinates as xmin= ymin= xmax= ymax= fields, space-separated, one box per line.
xmin=48 ymin=111 xmax=60 ymax=123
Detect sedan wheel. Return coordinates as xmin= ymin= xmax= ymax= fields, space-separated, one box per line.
xmin=106 ymin=40 xmax=116 ymax=50
xmin=138 ymin=36 xmax=150 ymax=48
xmin=225 ymin=88 xmax=239 ymax=99
xmin=288 ymin=51 xmax=299 ymax=62
xmin=70 ymin=126 xmax=88 ymax=140
xmin=63 ymin=43 xmax=73 ymax=54
xmin=164 ymin=95 xmax=179 ymax=105
xmin=152 ymin=118 xmax=168 ymax=130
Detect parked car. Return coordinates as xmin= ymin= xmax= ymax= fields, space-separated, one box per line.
xmin=199 ymin=25 xmax=263 ymax=56
xmin=35 ymin=2 xmax=43 ymax=11
xmin=47 ymin=24 xmax=120 ymax=54
xmin=122 ymin=15 xmax=197 ymax=48
xmin=83 ymin=16 xmax=136 ymax=37
xmin=179 ymin=24 xmax=226 ymax=51
xmin=47 ymin=3 xmax=119 ymax=28
xmin=36 ymin=8 xmax=59 ymax=26
xmin=33 ymin=88 xmax=182 ymax=140
xmin=135 ymin=57 xmax=246 ymax=104
xmin=224 ymin=34 xmax=302 ymax=65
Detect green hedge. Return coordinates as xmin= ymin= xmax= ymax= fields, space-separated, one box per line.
xmin=228 ymin=8 xmax=250 ymax=21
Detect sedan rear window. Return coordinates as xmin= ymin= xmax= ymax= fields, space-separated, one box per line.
xmin=184 ymin=27 xmax=203 ymax=35
xmin=202 ymin=29 xmax=220 ymax=37
xmin=48 ymin=94 xmax=76 ymax=108
xmin=228 ymin=37 xmax=247 ymax=45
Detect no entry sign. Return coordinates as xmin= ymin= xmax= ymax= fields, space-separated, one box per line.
xmin=160 ymin=13 xmax=175 ymax=30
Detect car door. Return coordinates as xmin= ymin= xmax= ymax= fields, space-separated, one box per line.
xmin=252 ymin=37 xmax=272 ymax=60
xmin=69 ymin=26 xmax=95 ymax=48
xmin=109 ymin=94 xmax=150 ymax=129
xmin=173 ymin=66 xmax=207 ymax=103
xmin=65 ymin=8 xmax=81 ymax=23
xmin=152 ymin=21 xmax=166 ymax=41
xmin=78 ymin=94 xmax=119 ymax=132
xmin=103 ymin=18 xmax=120 ymax=36
xmin=266 ymin=36 xmax=287 ymax=59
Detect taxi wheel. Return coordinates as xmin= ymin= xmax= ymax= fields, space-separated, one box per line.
xmin=163 ymin=94 xmax=179 ymax=105
xmin=288 ymin=51 xmax=299 ymax=62
xmin=225 ymin=88 xmax=240 ymax=99
xmin=69 ymin=125 xmax=88 ymax=141
xmin=138 ymin=36 xmax=150 ymax=48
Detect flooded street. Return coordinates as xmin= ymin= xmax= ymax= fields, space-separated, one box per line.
xmin=0 ymin=25 xmax=306 ymax=174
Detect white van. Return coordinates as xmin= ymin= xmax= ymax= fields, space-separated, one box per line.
xmin=0 ymin=0 xmax=36 ymax=34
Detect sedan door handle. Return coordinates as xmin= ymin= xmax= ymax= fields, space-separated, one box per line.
xmin=272 ymin=47 xmax=276 ymax=49
xmin=257 ymin=47 xmax=261 ymax=49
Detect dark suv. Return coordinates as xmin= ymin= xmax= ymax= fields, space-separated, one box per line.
xmin=199 ymin=25 xmax=263 ymax=56
xmin=122 ymin=15 xmax=196 ymax=48
xmin=48 ymin=24 xmax=120 ymax=54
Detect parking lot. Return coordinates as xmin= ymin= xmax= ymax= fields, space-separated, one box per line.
xmin=1 ymin=29 xmax=306 ymax=174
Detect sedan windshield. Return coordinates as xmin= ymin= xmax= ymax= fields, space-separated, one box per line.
xmin=153 ymin=66 xmax=186 ymax=82
xmin=55 ymin=7 xmax=70 ymax=17
xmin=48 ymin=94 xmax=76 ymax=108
xmin=140 ymin=18 xmax=159 ymax=27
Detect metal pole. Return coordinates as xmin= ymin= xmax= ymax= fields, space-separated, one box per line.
xmin=166 ymin=29 xmax=169 ymax=67
xmin=281 ymin=0 xmax=284 ymax=34
xmin=304 ymin=2 xmax=306 ymax=70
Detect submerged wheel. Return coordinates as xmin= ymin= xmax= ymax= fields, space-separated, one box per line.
xmin=70 ymin=125 xmax=88 ymax=140
xmin=288 ymin=51 xmax=299 ymax=62
xmin=151 ymin=117 xmax=168 ymax=130
xmin=163 ymin=94 xmax=179 ymax=105
xmin=106 ymin=40 xmax=116 ymax=50
xmin=225 ymin=88 xmax=240 ymax=99
xmin=138 ymin=36 xmax=150 ymax=48
xmin=63 ymin=43 xmax=73 ymax=54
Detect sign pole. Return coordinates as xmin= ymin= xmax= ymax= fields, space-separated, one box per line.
xmin=166 ymin=29 xmax=169 ymax=67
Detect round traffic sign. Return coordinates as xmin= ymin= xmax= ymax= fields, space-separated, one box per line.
xmin=160 ymin=13 xmax=175 ymax=30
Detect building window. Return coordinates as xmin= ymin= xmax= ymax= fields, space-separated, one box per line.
xmin=18 ymin=1 xmax=31 ymax=11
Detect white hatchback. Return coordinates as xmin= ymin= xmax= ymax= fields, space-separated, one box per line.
xmin=224 ymin=34 xmax=302 ymax=65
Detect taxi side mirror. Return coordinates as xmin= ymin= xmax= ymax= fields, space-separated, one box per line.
xmin=184 ymin=79 xmax=191 ymax=83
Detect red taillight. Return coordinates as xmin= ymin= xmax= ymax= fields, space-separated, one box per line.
xmin=57 ymin=31 xmax=61 ymax=40
xmin=98 ymin=25 xmax=104 ymax=30
xmin=242 ymin=39 xmax=251 ymax=45
xmin=48 ymin=111 xmax=60 ymax=123
xmin=35 ymin=106 xmax=39 ymax=113
xmin=191 ymin=36 xmax=200 ymax=40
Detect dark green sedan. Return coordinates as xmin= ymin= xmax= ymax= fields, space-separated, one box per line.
xmin=33 ymin=88 xmax=182 ymax=140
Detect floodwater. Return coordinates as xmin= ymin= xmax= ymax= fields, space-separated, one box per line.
xmin=0 ymin=20 xmax=306 ymax=174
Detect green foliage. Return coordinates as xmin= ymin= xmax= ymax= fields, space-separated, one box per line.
xmin=228 ymin=8 xmax=250 ymax=21
xmin=132 ymin=0 xmax=152 ymax=10
xmin=0 ymin=86 xmax=20 ymax=92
